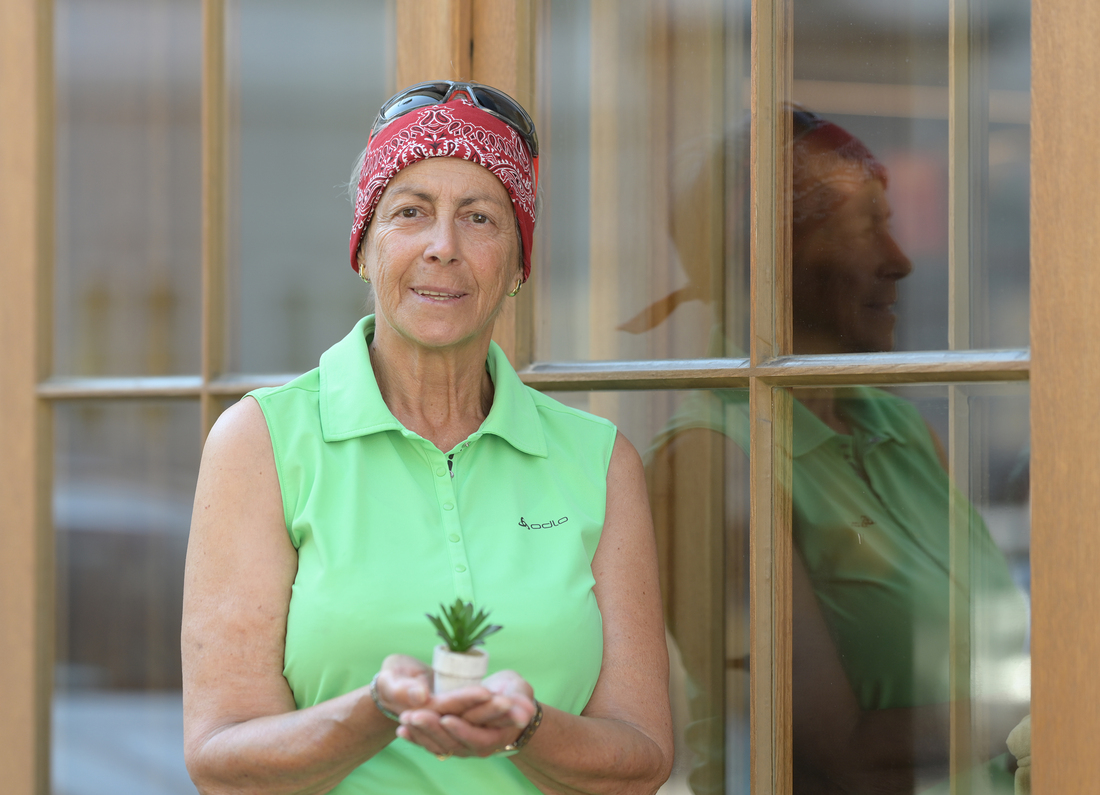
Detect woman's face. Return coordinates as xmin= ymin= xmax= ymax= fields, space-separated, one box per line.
xmin=791 ymin=178 xmax=912 ymax=354
xmin=360 ymin=157 xmax=521 ymax=354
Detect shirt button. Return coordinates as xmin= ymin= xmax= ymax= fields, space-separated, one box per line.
xmin=443 ymin=502 xmax=454 ymax=511
xmin=448 ymin=533 xmax=461 ymax=543
xmin=435 ymin=467 xmax=447 ymax=477
xmin=455 ymin=564 xmax=466 ymax=573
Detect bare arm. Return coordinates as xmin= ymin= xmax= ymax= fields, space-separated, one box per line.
xmin=513 ymin=432 xmax=675 ymax=794
xmin=182 ymin=398 xmax=430 ymax=795
xmin=399 ymin=431 xmax=675 ymax=794
xmin=790 ymin=490 xmax=1025 ymax=793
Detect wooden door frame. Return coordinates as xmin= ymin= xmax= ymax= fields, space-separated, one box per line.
xmin=1029 ymin=0 xmax=1100 ymax=789
xmin=0 ymin=0 xmax=53 ymax=791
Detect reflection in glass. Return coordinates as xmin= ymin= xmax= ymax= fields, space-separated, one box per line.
xmin=225 ymin=0 xmax=393 ymax=374
xmin=793 ymin=0 xmax=1031 ymax=351
xmin=534 ymin=0 xmax=1029 ymax=362
xmin=643 ymin=382 xmax=1029 ymax=794
xmin=549 ymin=391 xmax=751 ymax=795
xmin=533 ymin=0 xmax=752 ymax=362
xmin=53 ymin=401 xmax=200 ymax=794
xmin=54 ymin=0 xmax=203 ymax=377
xmin=786 ymin=384 xmax=1029 ymax=794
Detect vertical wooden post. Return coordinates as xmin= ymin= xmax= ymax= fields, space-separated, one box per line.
xmin=472 ymin=0 xmax=534 ymax=368
xmin=749 ymin=381 xmax=794 ymax=795
xmin=397 ymin=0 xmax=473 ymax=87
xmin=0 ymin=0 xmax=54 ymax=792
xmin=750 ymin=0 xmax=793 ymax=792
xmin=750 ymin=0 xmax=793 ymax=368
xmin=1030 ymin=1 xmax=1100 ymax=791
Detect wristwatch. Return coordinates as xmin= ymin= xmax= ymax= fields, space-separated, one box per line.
xmin=502 ymin=701 xmax=543 ymax=752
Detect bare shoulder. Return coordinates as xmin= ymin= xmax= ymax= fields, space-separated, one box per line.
xmin=597 ymin=432 xmax=653 ymax=564
xmin=200 ymin=395 xmax=278 ymax=475
xmin=186 ymin=396 xmax=292 ymax=603
xmin=606 ymin=430 xmax=646 ymax=504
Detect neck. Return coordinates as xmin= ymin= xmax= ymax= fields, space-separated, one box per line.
xmin=797 ymin=387 xmax=851 ymax=435
xmin=368 ymin=319 xmax=495 ymax=452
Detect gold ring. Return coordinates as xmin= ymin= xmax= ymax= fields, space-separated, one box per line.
xmin=435 ymin=752 xmax=452 ymax=761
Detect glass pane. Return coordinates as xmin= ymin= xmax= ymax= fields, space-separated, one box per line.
xmin=787 ymin=383 xmax=1030 ymax=794
xmin=53 ymin=401 xmax=200 ymax=794
xmin=54 ymin=0 xmax=203 ymax=377
xmin=791 ymin=0 xmax=1030 ymax=353
xmin=547 ymin=389 xmax=751 ymax=795
xmin=533 ymin=0 xmax=752 ymax=362
xmin=225 ymin=0 xmax=394 ymax=374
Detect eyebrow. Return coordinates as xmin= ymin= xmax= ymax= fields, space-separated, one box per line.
xmin=383 ymin=185 xmax=509 ymax=209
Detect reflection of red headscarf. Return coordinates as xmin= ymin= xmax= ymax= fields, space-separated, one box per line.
xmin=349 ymin=93 xmax=538 ymax=281
xmin=792 ymin=109 xmax=888 ymax=235
xmin=618 ymin=108 xmax=888 ymax=334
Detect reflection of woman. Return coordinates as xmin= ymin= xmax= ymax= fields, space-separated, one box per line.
xmin=182 ymin=82 xmax=673 ymax=794
xmin=647 ymin=110 xmax=1028 ymax=794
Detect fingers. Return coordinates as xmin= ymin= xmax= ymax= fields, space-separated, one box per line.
xmin=397 ymin=710 xmax=524 ymax=759
xmin=470 ymin=670 xmax=536 ymax=729
xmin=430 ymin=686 xmax=495 ymax=716
xmin=377 ymin=655 xmax=433 ymax=712
xmin=458 ymin=693 xmax=533 ymax=729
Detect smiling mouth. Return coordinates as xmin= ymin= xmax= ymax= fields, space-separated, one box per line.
xmin=414 ymin=289 xmax=463 ymax=301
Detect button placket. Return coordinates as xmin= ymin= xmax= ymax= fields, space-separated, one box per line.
xmin=430 ymin=445 xmax=474 ymax=602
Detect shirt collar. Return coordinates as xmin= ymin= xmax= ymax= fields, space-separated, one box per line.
xmin=319 ymin=315 xmax=547 ymax=457
xmin=791 ymin=386 xmax=905 ymax=456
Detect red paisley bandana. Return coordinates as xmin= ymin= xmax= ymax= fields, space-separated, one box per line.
xmin=349 ymin=93 xmax=538 ymax=281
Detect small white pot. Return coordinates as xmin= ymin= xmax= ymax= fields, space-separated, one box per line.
xmin=432 ymin=644 xmax=489 ymax=694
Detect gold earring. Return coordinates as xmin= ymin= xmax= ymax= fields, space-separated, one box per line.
xmin=507 ymin=280 xmax=523 ymax=297
xmin=359 ymin=261 xmax=370 ymax=284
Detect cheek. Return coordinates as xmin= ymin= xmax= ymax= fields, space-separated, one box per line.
xmin=366 ymin=229 xmax=411 ymax=277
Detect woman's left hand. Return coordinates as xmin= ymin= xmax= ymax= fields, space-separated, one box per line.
xmin=396 ymin=670 xmax=537 ymax=758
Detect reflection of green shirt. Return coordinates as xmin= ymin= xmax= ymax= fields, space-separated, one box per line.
xmin=653 ymin=387 xmax=1027 ymax=791
xmin=248 ymin=316 xmax=616 ymax=794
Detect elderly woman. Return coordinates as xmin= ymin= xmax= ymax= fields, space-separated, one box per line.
xmin=182 ymin=82 xmax=673 ymax=795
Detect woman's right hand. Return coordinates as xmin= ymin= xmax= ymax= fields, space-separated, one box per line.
xmin=373 ymin=655 xmax=434 ymax=717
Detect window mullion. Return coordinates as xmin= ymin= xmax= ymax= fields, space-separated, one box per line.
xmin=750 ymin=0 xmax=794 ymax=792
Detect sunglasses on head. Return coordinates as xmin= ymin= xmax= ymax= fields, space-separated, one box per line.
xmin=370 ymin=81 xmax=539 ymax=158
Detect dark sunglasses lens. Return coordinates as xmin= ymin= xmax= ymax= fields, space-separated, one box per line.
xmin=471 ymin=88 xmax=531 ymax=134
xmin=380 ymin=92 xmax=444 ymax=122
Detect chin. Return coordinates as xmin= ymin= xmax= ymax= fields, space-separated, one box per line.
xmin=859 ymin=334 xmax=896 ymax=353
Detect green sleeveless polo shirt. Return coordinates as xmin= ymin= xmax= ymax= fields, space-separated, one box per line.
xmin=248 ymin=316 xmax=616 ymax=794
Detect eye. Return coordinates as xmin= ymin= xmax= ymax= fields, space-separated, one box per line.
xmin=399 ymin=207 xmax=419 ymax=218
xmin=470 ymin=212 xmax=489 ymax=224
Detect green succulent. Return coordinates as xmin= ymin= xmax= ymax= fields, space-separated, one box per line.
xmin=427 ymin=598 xmax=503 ymax=653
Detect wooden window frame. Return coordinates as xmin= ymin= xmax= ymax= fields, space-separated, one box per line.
xmin=0 ymin=0 xmax=1095 ymax=792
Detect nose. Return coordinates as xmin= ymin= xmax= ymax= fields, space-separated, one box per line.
xmin=879 ymin=230 xmax=912 ymax=281
xmin=423 ymin=216 xmax=460 ymax=266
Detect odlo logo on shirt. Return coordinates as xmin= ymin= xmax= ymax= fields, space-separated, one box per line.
xmin=518 ymin=516 xmax=569 ymax=530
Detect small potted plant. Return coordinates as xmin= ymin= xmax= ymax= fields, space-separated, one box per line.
xmin=427 ymin=598 xmax=503 ymax=694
